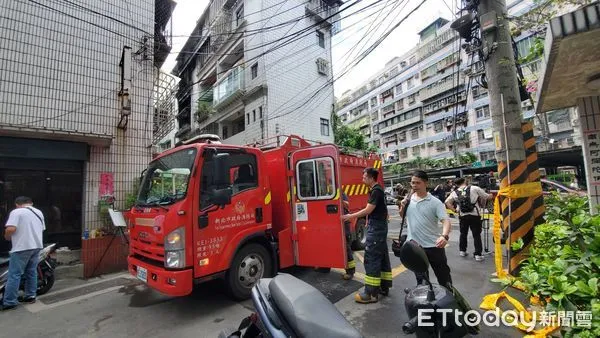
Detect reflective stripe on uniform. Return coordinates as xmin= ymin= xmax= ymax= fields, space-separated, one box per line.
xmin=380 ymin=271 xmax=393 ymax=281
xmin=347 ymin=260 xmax=356 ymax=269
xmin=364 ymin=275 xmax=381 ymax=287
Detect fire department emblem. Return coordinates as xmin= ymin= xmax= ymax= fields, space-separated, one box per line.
xmin=234 ymin=200 xmax=245 ymax=214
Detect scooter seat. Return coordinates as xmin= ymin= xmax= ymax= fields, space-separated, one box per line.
xmin=269 ymin=273 xmax=363 ymax=338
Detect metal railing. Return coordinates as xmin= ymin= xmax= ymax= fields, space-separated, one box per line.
xmin=213 ymin=65 xmax=245 ymax=106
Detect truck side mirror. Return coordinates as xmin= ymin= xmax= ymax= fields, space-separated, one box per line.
xmin=139 ymin=168 xmax=147 ymax=185
xmin=211 ymin=187 xmax=233 ymax=206
xmin=212 ymin=153 xmax=231 ymax=188
xmin=210 ymin=152 xmax=232 ymax=207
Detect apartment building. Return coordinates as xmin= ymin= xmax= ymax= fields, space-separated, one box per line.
xmin=336 ymin=0 xmax=582 ymax=181
xmin=0 ymin=0 xmax=175 ymax=275
xmin=170 ymin=0 xmax=341 ymax=146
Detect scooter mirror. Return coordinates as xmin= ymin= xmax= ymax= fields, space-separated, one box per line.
xmin=399 ymin=240 xmax=430 ymax=274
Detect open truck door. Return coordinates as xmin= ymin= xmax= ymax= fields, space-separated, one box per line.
xmin=290 ymin=145 xmax=346 ymax=268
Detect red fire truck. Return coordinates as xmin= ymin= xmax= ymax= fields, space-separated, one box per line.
xmin=127 ymin=135 xmax=383 ymax=299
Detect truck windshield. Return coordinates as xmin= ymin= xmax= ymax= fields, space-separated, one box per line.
xmin=137 ymin=148 xmax=197 ymax=206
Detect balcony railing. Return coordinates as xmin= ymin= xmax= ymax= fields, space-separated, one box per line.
xmin=213 ymin=65 xmax=245 ymax=107
xmin=420 ymin=75 xmax=465 ymax=101
xmin=306 ymin=0 xmax=339 ymax=24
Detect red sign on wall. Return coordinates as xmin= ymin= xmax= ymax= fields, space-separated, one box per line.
xmin=99 ymin=172 xmax=114 ymax=197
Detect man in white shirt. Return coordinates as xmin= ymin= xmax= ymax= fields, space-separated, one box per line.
xmin=445 ymin=177 xmax=492 ymax=262
xmin=399 ymin=170 xmax=453 ymax=288
xmin=2 ymin=196 xmax=45 ymax=311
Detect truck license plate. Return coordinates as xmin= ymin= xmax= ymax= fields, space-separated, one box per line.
xmin=136 ymin=267 xmax=147 ymax=282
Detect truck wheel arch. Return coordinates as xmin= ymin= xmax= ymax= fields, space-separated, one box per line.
xmin=222 ymin=231 xmax=275 ymax=274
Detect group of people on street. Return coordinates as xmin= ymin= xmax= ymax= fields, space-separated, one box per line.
xmin=343 ymin=167 xmax=492 ymax=303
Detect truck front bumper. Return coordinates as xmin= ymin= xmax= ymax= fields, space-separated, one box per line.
xmin=128 ymin=256 xmax=193 ymax=297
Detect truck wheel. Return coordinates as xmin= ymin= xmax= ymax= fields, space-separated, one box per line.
xmin=351 ymin=219 xmax=366 ymax=251
xmin=226 ymin=243 xmax=272 ymax=300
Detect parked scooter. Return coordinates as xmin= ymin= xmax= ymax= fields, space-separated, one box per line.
xmin=0 ymin=243 xmax=58 ymax=300
xmin=399 ymin=240 xmax=479 ymax=338
xmin=219 ymin=273 xmax=363 ymax=338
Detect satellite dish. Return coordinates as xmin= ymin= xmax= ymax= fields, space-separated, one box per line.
xmin=451 ymin=12 xmax=477 ymax=41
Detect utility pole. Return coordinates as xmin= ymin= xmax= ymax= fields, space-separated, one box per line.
xmin=453 ymin=0 xmax=539 ymax=275
xmin=477 ymin=0 xmax=526 ymax=162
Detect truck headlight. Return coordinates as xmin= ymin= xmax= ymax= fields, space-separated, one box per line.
xmin=165 ymin=227 xmax=185 ymax=251
xmin=165 ymin=227 xmax=185 ymax=268
xmin=165 ymin=251 xmax=185 ymax=268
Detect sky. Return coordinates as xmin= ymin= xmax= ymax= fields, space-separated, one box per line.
xmin=162 ymin=0 xmax=455 ymax=97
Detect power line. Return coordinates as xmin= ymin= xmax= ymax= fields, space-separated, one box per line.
xmin=283 ymin=0 xmax=413 ymax=126
xmin=282 ymin=0 xmax=408 ymax=126
xmin=174 ymin=0 xmax=382 ymax=104
xmin=268 ymin=0 xmax=428 ymax=123
xmin=179 ymin=1 xmax=395 ymax=108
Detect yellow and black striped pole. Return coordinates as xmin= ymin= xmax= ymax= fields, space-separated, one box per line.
xmin=501 ymin=123 xmax=543 ymax=274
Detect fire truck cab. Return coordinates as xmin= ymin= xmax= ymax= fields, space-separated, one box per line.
xmin=127 ymin=135 xmax=382 ymax=299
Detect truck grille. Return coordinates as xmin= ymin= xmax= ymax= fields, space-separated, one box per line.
xmin=130 ymin=236 xmax=164 ymax=266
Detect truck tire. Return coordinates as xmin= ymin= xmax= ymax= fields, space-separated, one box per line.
xmin=226 ymin=243 xmax=272 ymax=300
xmin=351 ymin=218 xmax=366 ymax=251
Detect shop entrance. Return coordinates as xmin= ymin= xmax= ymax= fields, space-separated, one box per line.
xmin=0 ymin=161 xmax=84 ymax=253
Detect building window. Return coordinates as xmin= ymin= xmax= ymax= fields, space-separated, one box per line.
xmin=253 ymin=110 xmax=256 ymax=122
xmin=477 ymin=129 xmax=485 ymax=140
xmin=236 ymin=5 xmax=244 ymax=27
xmin=408 ymin=93 xmax=417 ymax=105
xmin=223 ymin=126 xmax=229 ymax=139
xmin=370 ymin=96 xmax=378 ymax=108
xmin=409 ymin=56 xmax=417 ymax=66
xmin=259 ymin=106 xmax=263 ymax=119
xmin=407 ymin=77 xmax=414 ymax=89
xmin=476 ymin=105 xmax=491 ymax=119
xmin=480 ymin=151 xmax=495 ymax=161
xmin=251 ymin=63 xmax=258 ymax=79
xmin=296 ymin=158 xmax=336 ymax=200
xmin=412 ymin=146 xmax=420 ymax=155
xmin=411 ymin=128 xmax=419 ymax=139
xmin=316 ymin=58 xmax=329 ymax=75
xmin=395 ymin=84 xmax=403 ymax=94
xmin=317 ymin=30 xmax=325 ymax=48
xmin=472 ymin=85 xmax=488 ymax=100
xmin=247 ymin=113 xmax=250 ymax=125
xmin=320 ymin=118 xmax=330 ymax=136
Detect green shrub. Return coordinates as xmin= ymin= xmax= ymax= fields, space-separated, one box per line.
xmin=518 ymin=193 xmax=600 ymax=337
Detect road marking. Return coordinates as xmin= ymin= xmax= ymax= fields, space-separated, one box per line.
xmin=332 ymin=268 xmax=365 ymax=282
xmin=392 ymin=264 xmax=407 ymax=278
xmin=25 ymin=285 xmax=128 ymax=313
xmin=354 ymin=251 xmax=364 ymax=263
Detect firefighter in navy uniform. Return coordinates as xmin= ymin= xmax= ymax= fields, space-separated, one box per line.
xmin=341 ymin=192 xmax=356 ymax=280
xmin=342 ymin=168 xmax=392 ymax=303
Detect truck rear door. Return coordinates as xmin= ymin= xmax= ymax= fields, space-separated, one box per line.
xmin=290 ymin=145 xmax=346 ymax=268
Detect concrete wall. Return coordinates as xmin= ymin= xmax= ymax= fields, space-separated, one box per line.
xmin=0 ymin=0 xmax=155 ymax=231
xmin=260 ymin=0 xmax=335 ymax=143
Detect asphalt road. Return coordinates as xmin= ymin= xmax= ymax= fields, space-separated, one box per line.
xmin=1 ymin=206 xmax=521 ymax=338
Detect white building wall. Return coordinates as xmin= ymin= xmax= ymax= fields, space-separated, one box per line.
xmin=0 ymin=0 xmax=155 ymax=231
xmin=261 ymin=0 xmax=335 ymax=143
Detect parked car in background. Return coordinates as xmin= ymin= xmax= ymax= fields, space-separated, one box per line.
xmin=489 ymin=178 xmax=586 ymax=198
xmin=540 ymin=178 xmax=587 ymax=196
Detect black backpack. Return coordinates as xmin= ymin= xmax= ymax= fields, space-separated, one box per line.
xmin=457 ymin=186 xmax=476 ymax=213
